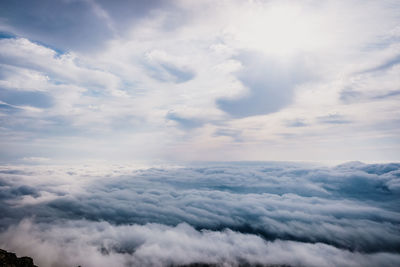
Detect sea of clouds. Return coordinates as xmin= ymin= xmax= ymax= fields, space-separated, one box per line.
xmin=0 ymin=161 xmax=399 ymax=267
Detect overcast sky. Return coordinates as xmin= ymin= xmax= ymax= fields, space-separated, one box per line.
xmin=0 ymin=0 xmax=399 ymax=163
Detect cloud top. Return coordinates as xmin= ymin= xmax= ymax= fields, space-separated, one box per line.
xmin=0 ymin=162 xmax=399 ymax=266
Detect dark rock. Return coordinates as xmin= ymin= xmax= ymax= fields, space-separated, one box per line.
xmin=175 ymin=264 xmax=292 ymax=267
xmin=0 ymin=249 xmax=38 ymax=267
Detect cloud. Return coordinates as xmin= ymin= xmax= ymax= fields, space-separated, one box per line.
xmin=144 ymin=61 xmax=195 ymax=84
xmin=316 ymin=114 xmax=352 ymax=124
xmin=341 ymin=88 xmax=400 ymax=103
xmin=2 ymin=219 xmax=400 ymax=267
xmin=285 ymin=119 xmax=308 ymax=128
xmin=0 ymin=162 xmax=399 ymax=266
xmin=0 ymin=88 xmax=53 ymax=108
xmin=213 ymin=128 xmax=243 ymax=142
xmin=360 ymin=54 xmax=400 ymax=74
xmin=340 ymin=88 xmax=364 ymax=104
xmin=166 ymin=112 xmax=204 ymax=129
xmin=0 ymin=0 xmax=400 ymax=163
xmin=0 ymin=4 xmax=399 ymax=266
xmin=143 ymin=50 xmax=196 ymax=83
xmin=159 ymin=62 xmax=195 ymax=83
xmin=216 ymin=52 xmax=310 ymax=118
xmin=0 ymin=37 xmax=122 ymax=95
xmin=0 ymin=0 xmax=168 ymax=52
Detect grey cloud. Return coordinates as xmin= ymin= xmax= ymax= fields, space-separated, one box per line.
xmin=0 ymin=185 xmax=40 ymax=201
xmin=371 ymin=90 xmax=400 ymax=100
xmin=0 ymin=0 xmax=111 ymax=52
xmin=166 ymin=112 xmax=204 ymax=129
xmin=3 ymin=219 xmax=400 ymax=267
xmin=95 ymin=0 xmax=165 ymax=27
xmin=0 ymin=113 xmax=81 ymax=138
xmin=0 ymin=102 xmax=20 ymax=113
xmin=285 ymin=119 xmax=308 ymax=127
xmin=337 ymin=161 xmax=400 ymax=176
xmin=217 ymin=52 xmax=310 ymax=118
xmin=0 ymin=0 xmax=167 ymax=52
xmin=340 ymin=88 xmax=363 ymax=103
xmin=360 ymin=54 xmax=400 ymax=74
xmin=0 ymin=169 xmax=30 ymax=175
xmin=144 ymin=61 xmax=196 ymax=84
xmin=317 ymin=114 xmax=352 ymax=124
xmin=0 ymin=88 xmax=53 ymax=108
xmin=340 ymin=88 xmax=400 ymax=104
xmin=159 ymin=63 xmax=195 ymax=83
xmin=0 ymin=162 xmax=399 ymax=259
xmin=213 ymin=128 xmax=243 ymax=142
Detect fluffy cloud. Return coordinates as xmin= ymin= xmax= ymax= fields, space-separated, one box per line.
xmin=2 ymin=219 xmax=400 ymax=267
xmin=0 ymin=162 xmax=399 ymax=266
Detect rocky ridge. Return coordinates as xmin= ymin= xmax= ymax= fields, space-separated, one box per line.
xmin=0 ymin=249 xmax=37 ymax=267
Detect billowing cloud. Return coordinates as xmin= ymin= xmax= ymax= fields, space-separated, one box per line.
xmin=2 ymin=219 xmax=400 ymax=267
xmin=0 ymin=162 xmax=399 ymax=266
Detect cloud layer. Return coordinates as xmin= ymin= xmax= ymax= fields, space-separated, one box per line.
xmin=0 ymin=162 xmax=399 ymax=266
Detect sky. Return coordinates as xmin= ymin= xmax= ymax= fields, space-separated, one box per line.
xmin=0 ymin=2 xmax=400 ymax=266
xmin=0 ymin=0 xmax=400 ymax=164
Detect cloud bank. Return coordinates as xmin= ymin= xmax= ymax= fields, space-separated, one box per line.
xmin=0 ymin=161 xmax=399 ymax=266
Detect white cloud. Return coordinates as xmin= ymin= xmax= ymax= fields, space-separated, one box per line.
xmin=0 ymin=0 xmax=399 ymax=162
xmin=1 ymin=162 xmax=400 ymax=266
xmin=2 ymin=219 xmax=400 ymax=267
xmin=1 ymin=162 xmax=399 ymax=253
